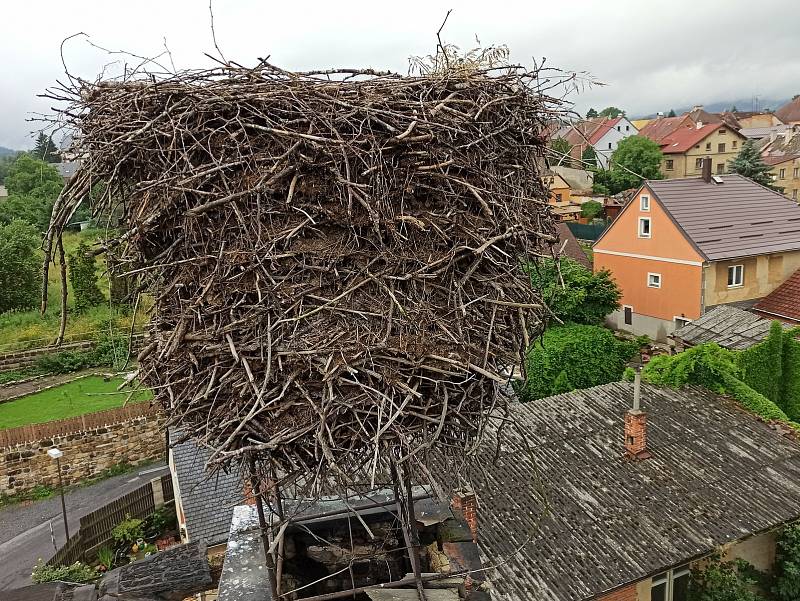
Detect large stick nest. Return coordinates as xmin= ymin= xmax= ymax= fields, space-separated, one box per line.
xmin=45 ymin=59 xmax=563 ymax=495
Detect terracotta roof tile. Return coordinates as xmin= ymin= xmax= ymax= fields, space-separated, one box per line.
xmin=776 ymin=97 xmax=800 ymax=124
xmin=753 ymin=268 xmax=800 ymax=323
xmin=638 ymin=116 xmax=693 ymax=143
xmin=659 ymin=123 xmax=724 ymax=154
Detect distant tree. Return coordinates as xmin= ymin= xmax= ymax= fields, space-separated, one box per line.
xmin=729 ymin=140 xmax=778 ymax=189
xmin=580 ymin=200 xmax=604 ymax=220
xmin=527 ymin=257 xmax=621 ymax=326
xmin=33 ymin=133 xmax=59 ymax=163
xmin=586 ymin=108 xmax=598 ymax=118
xmin=550 ymin=138 xmax=573 ymax=165
xmin=69 ymin=241 xmax=105 ymax=313
xmin=593 ymin=136 xmax=664 ymax=195
xmin=729 ymin=105 xmax=739 ymax=113
xmin=0 ymin=220 xmax=41 ymax=313
xmin=667 ymin=109 xmax=676 ymax=117
xmin=0 ymin=155 xmax=63 ymax=231
xmin=598 ymin=107 xmax=624 ymax=119
xmin=581 ymin=146 xmax=597 ymax=168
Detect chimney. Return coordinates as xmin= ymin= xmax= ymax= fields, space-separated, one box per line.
xmin=695 ymin=120 xmax=703 ymax=129
xmin=702 ymin=157 xmax=712 ymax=183
xmin=452 ymin=489 xmax=478 ymax=542
xmin=624 ymin=369 xmax=651 ymax=460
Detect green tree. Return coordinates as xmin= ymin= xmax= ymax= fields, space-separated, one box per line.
xmin=527 ymin=257 xmax=621 ymax=325
xmin=580 ymin=200 xmax=603 ymax=220
xmin=598 ymin=107 xmax=624 ymax=119
xmin=773 ymin=523 xmax=800 ymax=601
xmin=581 ymin=146 xmax=597 ymax=168
xmin=550 ymin=138 xmax=573 ymax=165
xmin=32 ymin=133 xmax=59 ymax=163
xmin=667 ymin=109 xmax=676 ymax=117
xmin=729 ymin=140 xmax=777 ymax=189
xmin=730 ymin=105 xmax=739 ymax=113
xmin=0 ymin=155 xmax=63 ymax=231
xmin=586 ymin=108 xmax=598 ymax=118
xmin=594 ymin=136 xmax=664 ymax=195
xmin=688 ymin=556 xmax=765 ymax=601
xmin=0 ymin=220 xmax=41 ymax=313
xmin=69 ymin=241 xmax=105 ymax=313
xmin=518 ymin=324 xmax=638 ymax=401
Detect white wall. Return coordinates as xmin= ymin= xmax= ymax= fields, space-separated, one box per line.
xmin=594 ymin=118 xmax=638 ymax=168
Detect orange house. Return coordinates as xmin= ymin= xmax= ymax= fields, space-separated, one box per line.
xmin=594 ymin=163 xmax=800 ymax=341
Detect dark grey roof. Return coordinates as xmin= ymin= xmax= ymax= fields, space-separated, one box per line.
xmin=54 ymin=161 xmax=79 ymax=179
xmin=437 ymin=382 xmax=800 ymax=601
xmin=647 ymin=174 xmax=800 ymax=260
xmin=672 ymin=305 xmax=787 ymax=350
xmin=171 ymin=436 xmax=243 ymax=546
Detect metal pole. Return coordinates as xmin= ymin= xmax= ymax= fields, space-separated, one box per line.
xmin=56 ymin=457 xmax=69 ymax=540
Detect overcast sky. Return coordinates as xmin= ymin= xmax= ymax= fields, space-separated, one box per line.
xmin=2 ymin=0 xmax=799 ymax=149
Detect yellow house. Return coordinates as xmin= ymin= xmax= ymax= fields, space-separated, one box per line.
xmin=546 ymin=172 xmax=571 ymax=205
xmin=653 ymin=123 xmax=748 ymax=178
xmin=765 ymin=155 xmax=800 ymax=202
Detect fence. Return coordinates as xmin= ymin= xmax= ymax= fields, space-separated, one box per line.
xmin=0 ymin=333 xmax=146 ymax=373
xmin=0 ymin=402 xmax=157 ymax=448
xmin=48 ymin=474 xmax=175 ymax=566
xmin=567 ymin=220 xmax=609 ymax=242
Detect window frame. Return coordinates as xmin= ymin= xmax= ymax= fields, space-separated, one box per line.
xmin=718 ymin=142 xmax=726 ymax=153
xmin=695 ymin=157 xmax=704 ymax=170
xmin=651 ymin=565 xmax=690 ymax=601
xmin=706 ymin=142 xmax=712 ymax=151
xmin=727 ymin=264 xmax=744 ymax=288
xmin=640 ymin=195 xmax=650 ymax=211
xmin=623 ymin=305 xmax=633 ymax=326
xmin=779 ymin=168 xmax=786 ymax=179
xmin=638 ymin=217 xmax=652 ymax=238
xmin=647 ymin=272 xmax=662 ymax=288
xmin=794 ymin=167 xmax=799 ymax=178
xmin=665 ymin=159 xmax=674 ymax=171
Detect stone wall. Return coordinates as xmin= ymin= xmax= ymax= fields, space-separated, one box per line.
xmin=0 ymin=406 xmax=164 ymax=495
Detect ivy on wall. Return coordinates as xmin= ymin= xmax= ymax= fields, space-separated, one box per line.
xmin=738 ymin=321 xmax=783 ymax=405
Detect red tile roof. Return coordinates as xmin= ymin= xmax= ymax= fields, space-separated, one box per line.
xmin=587 ymin=117 xmax=623 ymax=145
xmin=638 ymin=115 xmax=693 ymax=143
xmin=753 ymin=269 xmax=800 ymax=323
xmin=561 ymin=117 xmax=621 ymax=147
xmin=763 ymin=154 xmax=800 ymax=166
xmin=776 ymin=97 xmax=800 ymax=124
xmin=659 ymin=123 xmax=724 ymax=154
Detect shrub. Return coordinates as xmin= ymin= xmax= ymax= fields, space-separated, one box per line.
xmin=96 ymin=547 xmax=115 ymax=570
xmin=580 ymin=200 xmax=603 ymax=219
xmin=688 ymin=556 xmax=765 ymax=601
xmin=527 ymin=258 xmax=621 ymax=326
xmin=781 ymin=330 xmax=800 ymax=421
xmin=31 ymin=560 xmax=98 ymax=584
xmin=773 ymin=522 xmax=800 ymax=601
xmin=738 ymin=320 xmax=783 ymax=404
xmin=112 ymin=514 xmax=144 ymax=547
xmin=0 ymin=220 xmax=41 ymax=314
xmin=518 ymin=325 xmax=638 ymax=401
xmin=69 ymin=241 xmax=105 ymax=313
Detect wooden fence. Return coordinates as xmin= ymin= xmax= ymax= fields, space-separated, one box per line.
xmin=0 ymin=402 xmax=157 ymax=448
xmin=48 ymin=474 xmax=175 ymax=566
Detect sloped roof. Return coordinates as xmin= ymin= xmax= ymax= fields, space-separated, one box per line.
xmin=753 ymin=268 xmax=800 ymax=323
xmin=171 ymin=435 xmax=243 ymax=546
xmin=673 ymin=305 xmax=786 ymax=349
xmin=433 ymin=382 xmax=800 ymax=601
xmin=638 ymin=115 xmax=693 ymax=143
xmin=587 ymin=117 xmax=623 ymax=144
xmin=659 ymin=123 xmax=725 ymax=154
xmin=560 ymin=117 xmax=620 ymax=147
xmin=646 ymin=174 xmax=800 ymax=260
xmin=776 ymin=97 xmax=800 ymax=124
xmin=556 ymin=222 xmax=591 ymax=269
xmin=763 ymin=154 xmax=799 ymax=166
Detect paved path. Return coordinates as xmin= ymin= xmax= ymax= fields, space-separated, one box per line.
xmin=0 ymin=462 xmax=168 ymax=590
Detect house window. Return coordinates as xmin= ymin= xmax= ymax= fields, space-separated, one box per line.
xmin=780 ymin=168 xmax=786 ymax=179
xmin=728 ymin=264 xmax=744 ymax=287
xmin=695 ymin=158 xmax=704 ymax=170
xmin=640 ymin=195 xmax=650 ymax=211
xmin=732 ymin=140 xmax=738 ymax=149
xmin=555 ymin=193 xmax=563 ymax=202
xmin=651 ymin=565 xmax=690 ymax=601
xmin=793 ymin=189 xmax=798 ymax=200
xmin=638 ymin=217 xmax=651 ymax=238
xmin=626 ymin=125 xmax=630 ymax=131
xmin=666 ymin=159 xmax=674 ymax=170
xmin=716 ymin=163 xmax=725 ymax=174
xmin=608 ymin=142 xmax=612 ymax=149
xmin=647 ymin=273 xmax=662 ymax=288
xmin=706 ymin=142 xmax=712 ymax=151
xmin=617 ymin=126 xmax=621 ymax=131
xmin=718 ymin=143 xmax=726 ymax=153
xmin=624 ymin=306 xmax=633 ymax=326
xmin=794 ymin=167 xmax=799 ymax=178
xmin=719 ymin=129 xmax=726 ymax=135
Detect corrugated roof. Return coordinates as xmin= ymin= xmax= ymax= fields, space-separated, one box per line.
xmin=647 ymin=174 xmax=800 ymax=260
xmin=753 ymin=268 xmax=800 ymax=323
xmin=433 ymin=382 xmax=800 ymax=601
xmin=672 ymin=305 xmax=786 ymax=349
xmin=171 ymin=436 xmax=243 ymax=546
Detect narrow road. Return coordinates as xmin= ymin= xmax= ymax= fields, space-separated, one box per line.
xmin=0 ymin=462 xmax=169 ymax=590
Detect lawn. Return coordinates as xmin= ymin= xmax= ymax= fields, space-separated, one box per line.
xmin=0 ymin=376 xmax=152 ymax=430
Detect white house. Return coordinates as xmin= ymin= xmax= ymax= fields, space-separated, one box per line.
xmin=557 ymin=116 xmax=639 ymax=169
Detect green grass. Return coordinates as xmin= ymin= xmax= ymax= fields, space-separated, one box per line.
xmin=0 ymin=376 xmax=152 ymax=430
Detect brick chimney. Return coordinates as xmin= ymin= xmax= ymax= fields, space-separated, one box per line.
xmin=702 ymin=157 xmax=712 ymax=183
xmin=624 ymin=369 xmax=651 ymax=460
xmin=452 ymin=489 xmax=478 ymax=542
